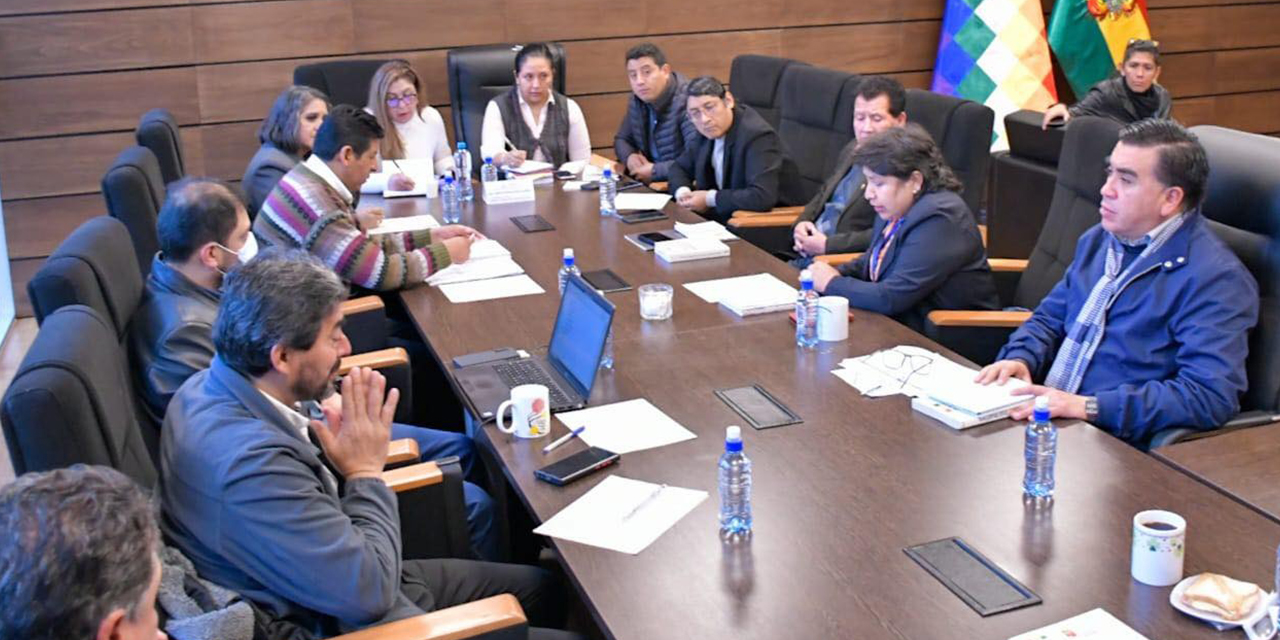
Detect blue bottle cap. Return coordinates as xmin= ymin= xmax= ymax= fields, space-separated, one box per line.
xmin=1032 ymin=395 xmax=1050 ymax=422
xmin=484 ymin=156 xmax=493 ymax=164
xmin=444 ymin=175 xmax=455 ymax=184
xmin=458 ymin=141 xmax=468 ymax=149
xmin=603 ymin=169 xmax=612 ymax=178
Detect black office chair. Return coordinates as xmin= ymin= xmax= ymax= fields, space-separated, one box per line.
xmin=101 ymin=145 xmax=166 ymax=279
xmin=922 ymin=116 xmax=1122 ymax=364
xmin=293 ymin=59 xmax=393 ymax=109
xmin=135 ymin=108 xmax=185 ymax=187
xmin=986 ymin=110 xmax=1066 ymax=258
xmin=775 ymin=65 xmax=858 ymax=202
xmin=727 ymin=54 xmax=808 ymax=132
xmin=446 ymin=43 xmax=567 ymax=174
xmin=27 ymin=216 xmax=141 ymax=342
xmin=904 ymin=88 xmax=995 ymax=218
xmin=1147 ymin=125 xmax=1280 ymax=448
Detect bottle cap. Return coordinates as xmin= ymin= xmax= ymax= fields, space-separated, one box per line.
xmin=458 ymin=141 xmax=468 ymax=149
xmin=603 ymin=169 xmax=613 ymax=178
xmin=725 ymin=426 xmax=743 ymax=451
xmin=444 ymin=175 xmax=454 ymax=184
xmin=799 ymin=269 xmax=814 ymax=289
xmin=484 ymin=156 xmax=493 ymax=164
xmin=563 ymin=248 xmax=574 ymax=258
xmin=1033 ymin=395 xmax=1050 ymax=421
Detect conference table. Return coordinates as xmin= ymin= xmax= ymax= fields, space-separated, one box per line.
xmin=367 ymin=183 xmax=1280 ymax=639
xmin=1155 ymin=422 xmax=1280 ymax=524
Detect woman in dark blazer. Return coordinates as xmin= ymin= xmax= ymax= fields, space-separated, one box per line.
xmin=809 ymin=124 xmax=999 ymax=332
xmin=241 ymin=85 xmax=329 ymax=218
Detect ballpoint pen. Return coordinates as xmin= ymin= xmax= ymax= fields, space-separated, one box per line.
xmin=541 ymin=426 xmax=585 ymax=454
xmin=621 ymin=484 xmax=667 ymax=522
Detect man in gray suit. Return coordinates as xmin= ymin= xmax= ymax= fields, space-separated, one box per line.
xmin=791 ymin=76 xmax=908 ymax=265
xmin=160 ymin=249 xmax=578 ymax=639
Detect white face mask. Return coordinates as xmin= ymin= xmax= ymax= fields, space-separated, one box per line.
xmin=213 ymin=234 xmax=259 ymax=276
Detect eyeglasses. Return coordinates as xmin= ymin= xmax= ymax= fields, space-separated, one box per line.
xmin=873 ymin=348 xmax=935 ymax=390
xmin=385 ymin=92 xmax=418 ymax=108
xmin=686 ymin=100 xmax=724 ymax=121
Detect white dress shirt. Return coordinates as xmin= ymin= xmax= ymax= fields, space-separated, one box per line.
xmin=360 ymin=106 xmax=455 ymax=193
xmin=479 ymin=92 xmax=591 ymax=165
xmin=675 ymin=136 xmax=723 ymax=208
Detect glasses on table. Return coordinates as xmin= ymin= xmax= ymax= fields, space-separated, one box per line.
xmin=385 ymin=92 xmax=418 ymax=108
xmin=872 ymin=348 xmax=935 ymax=390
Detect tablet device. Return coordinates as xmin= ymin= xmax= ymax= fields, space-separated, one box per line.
xmin=512 ymin=215 xmax=555 ymax=232
xmin=582 ymin=269 xmax=632 ymax=293
xmin=618 ymin=210 xmax=668 ymax=224
xmin=534 ymin=447 xmax=620 ymax=486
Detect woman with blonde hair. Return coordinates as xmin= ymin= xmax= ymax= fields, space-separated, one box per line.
xmin=362 ymin=60 xmax=455 ymax=192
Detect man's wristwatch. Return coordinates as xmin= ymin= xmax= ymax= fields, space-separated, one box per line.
xmin=1084 ymin=396 xmax=1100 ymax=422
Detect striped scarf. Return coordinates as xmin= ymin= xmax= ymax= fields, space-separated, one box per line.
xmin=1044 ymin=213 xmax=1188 ymax=393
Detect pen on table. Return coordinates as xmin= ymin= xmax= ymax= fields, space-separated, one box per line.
xmin=542 ymin=426 xmax=585 ymax=454
xmin=621 ymin=484 xmax=667 ymax=522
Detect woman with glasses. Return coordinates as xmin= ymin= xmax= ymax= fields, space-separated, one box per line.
xmin=361 ymin=60 xmax=453 ymax=193
xmin=480 ymin=42 xmax=591 ymax=169
xmin=242 ymin=85 xmax=329 ymax=218
xmin=1041 ymin=39 xmax=1169 ymax=129
xmin=808 ymin=125 xmax=999 ymax=332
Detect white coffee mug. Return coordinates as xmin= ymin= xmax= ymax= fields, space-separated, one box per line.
xmin=496 ymin=384 xmax=551 ymax=439
xmin=1130 ymin=509 xmax=1186 ymax=586
xmin=817 ymin=296 xmax=850 ymax=342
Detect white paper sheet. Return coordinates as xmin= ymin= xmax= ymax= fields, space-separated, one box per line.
xmin=380 ymin=159 xmax=439 ymax=198
xmin=465 ymin=239 xmax=512 ymax=260
xmin=1008 ymin=609 xmax=1148 ymax=640
xmin=438 ymin=274 xmax=544 ymax=303
xmin=426 ymin=256 xmax=524 ymax=286
xmin=674 ymin=220 xmax=738 ymax=241
xmin=835 ymin=345 xmax=1028 ymax=414
xmin=532 ymin=475 xmax=707 ymax=555
xmin=504 ymin=159 xmax=554 ymax=175
xmin=683 ymin=273 xmax=795 ymax=304
xmin=614 ymin=193 xmax=673 ymax=211
xmin=367 ymin=215 xmax=440 ymax=235
xmin=555 ymin=398 xmax=697 ymax=454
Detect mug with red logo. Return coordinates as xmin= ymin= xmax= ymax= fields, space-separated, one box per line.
xmin=496 ymin=384 xmax=550 ymax=439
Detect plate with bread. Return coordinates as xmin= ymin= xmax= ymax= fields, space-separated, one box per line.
xmin=1171 ymin=572 xmax=1268 ymax=627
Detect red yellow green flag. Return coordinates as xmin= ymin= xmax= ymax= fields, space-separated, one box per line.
xmin=1048 ymin=0 xmax=1153 ymax=97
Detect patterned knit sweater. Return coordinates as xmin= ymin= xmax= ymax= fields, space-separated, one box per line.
xmin=254 ymin=162 xmax=452 ymax=291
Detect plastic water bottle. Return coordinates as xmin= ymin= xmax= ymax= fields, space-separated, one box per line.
xmin=454 ymin=142 xmax=474 ymax=201
xmin=795 ymin=270 xmax=819 ymax=348
xmin=480 ymin=157 xmax=499 ymax=183
xmin=599 ymin=169 xmax=617 ymax=217
xmin=557 ymin=248 xmax=581 ymax=295
xmin=441 ymin=176 xmax=461 ymax=224
xmin=1023 ymin=396 xmax=1058 ymax=499
xmin=599 ymin=328 xmax=614 ymax=370
xmin=718 ymin=426 xmax=753 ymax=538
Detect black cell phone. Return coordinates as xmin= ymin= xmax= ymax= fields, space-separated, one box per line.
xmin=582 ymin=269 xmax=632 ymax=293
xmin=452 ymin=348 xmax=520 ymax=369
xmin=635 ymin=231 xmax=675 ymax=248
xmin=511 ymin=214 xmax=555 ymax=232
xmin=534 ymin=447 xmax=620 ymax=486
xmin=553 ymin=170 xmax=576 ymax=179
xmin=618 ymin=210 xmax=668 ymax=224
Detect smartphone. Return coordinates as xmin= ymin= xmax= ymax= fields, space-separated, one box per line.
xmin=534 ymin=447 xmax=620 ymax=485
xmin=635 ymin=231 xmax=676 ymax=248
xmin=582 ymin=269 xmax=632 ymax=293
xmin=618 ymin=210 xmax=668 ymax=224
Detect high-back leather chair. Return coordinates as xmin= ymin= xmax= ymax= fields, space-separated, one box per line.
xmin=27 ymin=217 xmax=142 ymax=342
xmin=774 ymin=65 xmax=858 ymax=202
xmin=102 ymin=146 xmax=166 ymax=278
xmin=904 ymin=89 xmax=995 ymax=217
xmin=446 ymin=43 xmax=567 ymax=173
xmin=292 ymin=59 xmax=392 ymax=108
xmin=2 ymin=305 xmax=160 ymax=486
xmin=922 ymin=116 xmax=1122 ymax=364
xmin=728 ymin=54 xmax=807 ymax=131
xmin=1193 ymin=125 xmax=1280 ymax=418
xmin=135 ymin=108 xmax=185 ymax=186
xmin=986 ymin=109 xmax=1066 ymax=258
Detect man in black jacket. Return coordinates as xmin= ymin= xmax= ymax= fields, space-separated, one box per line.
xmin=613 ymin=43 xmax=698 ymax=184
xmin=791 ymin=76 xmax=908 ymax=264
xmin=668 ymin=76 xmax=800 ymax=223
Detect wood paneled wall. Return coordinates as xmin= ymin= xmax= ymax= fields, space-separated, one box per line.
xmin=1 ymin=0 xmax=1277 ymax=314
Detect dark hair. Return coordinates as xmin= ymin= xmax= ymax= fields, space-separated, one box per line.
xmin=855 ymin=75 xmax=907 ymax=117
xmin=514 ymin=42 xmax=556 ymax=75
xmin=214 ymin=248 xmax=348 ymax=377
xmin=1118 ymin=119 xmax=1208 ymax=209
xmin=624 ymin=43 xmax=667 ymax=68
xmin=258 ymin=85 xmax=329 ymax=156
xmin=157 ymin=177 xmax=244 ymax=262
xmin=686 ymin=76 xmax=728 ymax=100
xmin=1123 ymin=38 xmax=1161 ymax=65
xmin=311 ymin=104 xmax=383 ymax=162
xmin=0 ymin=465 xmax=159 ymax=640
xmin=851 ymin=124 xmax=962 ymax=194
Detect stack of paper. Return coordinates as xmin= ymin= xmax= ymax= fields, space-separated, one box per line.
xmin=504 ymin=159 xmax=554 ymax=175
xmin=555 ymin=398 xmax=697 ymax=454
xmin=614 ymin=193 xmax=672 ymax=211
xmin=1008 ymin=609 xmax=1148 ymax=640
xmin=426 ymin=239 xmax=524 ymax=287
xmin=683 ymin=273 xmax=797 ymax=317
xmin=654 ymin=238 xmax=730 ymax=263
xmin=532 ymin=475 xmax=708 ymax=555
xmin=367 ymin=215 xmax=440 ymax=236
xmin=380 ymin=158 xmax=438 ymax=198
xmin=437 ymin=274 xmax=544 ymax=303
xmin=674 ymin=220 xmax=738 ymax=242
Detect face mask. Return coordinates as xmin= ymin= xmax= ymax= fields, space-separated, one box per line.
xmin=213 ymin=234 xmax=259 ymax=276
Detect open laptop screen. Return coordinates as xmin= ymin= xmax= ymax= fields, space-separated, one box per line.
xmin=547 ymin=275 xmax=615 ymax=397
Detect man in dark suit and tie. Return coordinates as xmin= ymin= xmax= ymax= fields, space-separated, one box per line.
xmin=791 ymin=76 xmax=908 ymax=264
xmin=668 ymin=76 xmax=800 ymax=223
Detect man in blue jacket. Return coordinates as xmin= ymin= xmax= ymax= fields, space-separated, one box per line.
xmin=978 ymin=119 xmax=1259 ymax=445
xmin=613 ymin=43 xmax=698 ymax=184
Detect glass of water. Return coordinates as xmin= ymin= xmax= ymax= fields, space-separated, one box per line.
xmin=638 ymin=283 xmax=674 ymax=320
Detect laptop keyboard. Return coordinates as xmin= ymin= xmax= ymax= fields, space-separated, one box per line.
xmin=493 ymin=360 xmax=574 ymax=408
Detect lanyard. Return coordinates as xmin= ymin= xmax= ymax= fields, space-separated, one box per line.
xmin=869 ymin=218 xmax=904 ymax=282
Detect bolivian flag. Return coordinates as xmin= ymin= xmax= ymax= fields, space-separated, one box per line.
xmin=1048 ymin=0 xmax=1153 ymax=97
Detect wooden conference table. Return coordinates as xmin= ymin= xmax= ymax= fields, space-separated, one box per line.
xmin=369 ymin=184 xmax=1280 ymax=639
xmin=1155 ymin=422 xmax=1280 ymax=524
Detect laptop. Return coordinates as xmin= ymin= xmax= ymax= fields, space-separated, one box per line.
xmin=454 ymin=274 xmax=616 ymax=422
